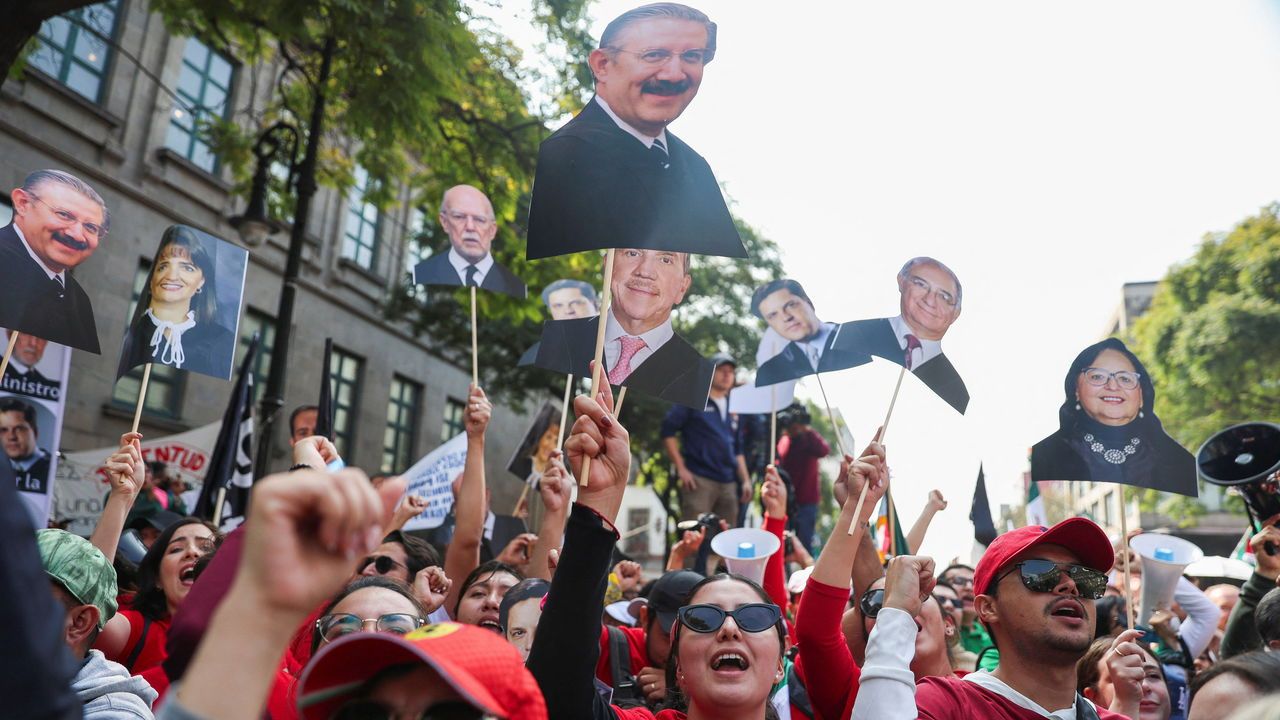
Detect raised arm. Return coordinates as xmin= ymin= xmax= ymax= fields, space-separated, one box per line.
xmin=89 ymin=432 xmax=146 ymax=564
xmin=851 ymin=554 xmax=935 ymax=720
xmin=1222 ymin=521 xmax=1280 ymax=658
xmin=760 ymin=465 xmax=789 ymax=609
xmin=527 ymin=450 xmax=573 ymax=581
xmin=906 ymin=489 xmax=947 ymax=554
xmin=444 ymin=384 xmax=491 ymax=615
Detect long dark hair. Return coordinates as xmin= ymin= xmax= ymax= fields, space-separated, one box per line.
xmin=130 ymin=516 xmax=219 ymax=621
xmin=661 ymin=573 xmax=785 ymax=720
xmin=310 ymin=575 xmax=426 ymax=654
xmin=1057 ymin=337 xmax=1164 ymax=434
xmin=145 ymin=226 xmax=220 ymax=323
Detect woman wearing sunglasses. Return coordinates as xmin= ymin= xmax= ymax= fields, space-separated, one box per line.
xmin=526 ymin=384 xmax=788 ymax=719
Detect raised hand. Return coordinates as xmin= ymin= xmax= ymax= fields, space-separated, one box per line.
xmin=497 ymin=533 xmax=538 ymax=569
xmin=464 ymin=384 xmax=492 ymax=438
xmin=927 ymin=489 xmax=947 ymax=513
xmin=1103 ymin=629 xmax=1146 ymax=717
xmin=839 ymin=433 xmax=888 ymax=525
xmin=292 ymin=435 xmax=340 ymax=469
xmin=387 ymin=494 xmax=428 ymax=533
xmin=104 ymin=432 xmax=145 ymax=503
xmin=882 ymin=554 xmax=936 ymax=618
xmin=565 ymin=379 xmax=630 ymax=524
xmin=538 ymin=450 xmax=573 ymax=516
xmin=667 ymin=526 xmax=707 ymax=570
xmin=762 ymin=464 xmax=787 ymax=519
xmin=413 ymin=566 xmax=453 ymax=615
xmin=614 ymin=560 xmax=643 ymax=596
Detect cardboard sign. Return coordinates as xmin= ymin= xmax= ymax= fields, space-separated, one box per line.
xmin=1 ymin=328 xmax=72 ymax=527
xmin=0 ymin=169 xmax=106 ymax=352
xmin=413 ymin=185 xmax=526 ymax=299
xmin=519 ymin=279 xmax=601 ymax=367
xmin=749 ymin=279 xmax=872 ymax=388
xmin=401 ymin=432 xmax=470 ymax=531
xmin=117 ymin=225 xmax=248 ymax=381
xmin=507 ymin=402 xmax=559 ymax=485
xmin=1030 ymin=337 xmax=1197 ymax=496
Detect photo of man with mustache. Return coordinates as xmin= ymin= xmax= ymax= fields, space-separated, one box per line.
xmin=525 ymin=3 xmax=746 ymax=261
xmin=413 ymin=184 xmax=526 ymax=299
xmin=0 ymin=169 xmax=105 ymax=353
xmin=533 ymin=247 xmax=714 ymax=408
xmin=833 ymin=256 xmax=970 ymax=413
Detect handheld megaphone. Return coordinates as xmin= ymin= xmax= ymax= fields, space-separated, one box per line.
xmin=1198 ymin=422 xmax=1280 ymax=538
xmin=710 ymin=527 xmax=781 ymax=585
xmin=1130 ymin=532 xmax=1203 ymax=627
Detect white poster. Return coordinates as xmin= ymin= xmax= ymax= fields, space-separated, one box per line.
xmin=2 ymin=328 xmax=72 ymax=528
xmin=401 ymin=432 xmax=469 ymax=532
xmin=55 ymin=421 xmax=220 ymax=536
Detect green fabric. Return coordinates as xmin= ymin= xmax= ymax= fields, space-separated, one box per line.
xmin=961 ymin=620 xmax=999 ymax=670
xmin=36 ymin=529 xmax=118 ymax=627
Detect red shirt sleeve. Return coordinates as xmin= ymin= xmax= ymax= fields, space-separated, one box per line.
xmin=763 ymin=514 xmax=788 ymax=614
xmin=594 ymin=624 xmax=649 ymax=686
xmin=793 ymin=577 xmax=860 ymax=720
xmin=807 ymin=430 xmax=830 ymax=458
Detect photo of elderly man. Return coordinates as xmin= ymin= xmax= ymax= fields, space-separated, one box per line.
xmin=414 ymin=184 xmax=526 ymax=299
xmin=533 ymin=247 xmax=713 ymax=408
xmin=0 ymin=169 xmax=106 ymax=352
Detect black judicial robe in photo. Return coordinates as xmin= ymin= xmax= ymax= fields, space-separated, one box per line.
xmin=0 ymin=224 xmax=100 ymax=353
xmin=118 ymin=313 xmax=237 ymax=380
xmin=832 ymin=317 xmax=970 ymax=414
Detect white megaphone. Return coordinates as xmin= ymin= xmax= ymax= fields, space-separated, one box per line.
xmin=1130 ymin=533 xmax=1203 ymax=627
xmin=710 ymin=528 xmax=781 ymax=585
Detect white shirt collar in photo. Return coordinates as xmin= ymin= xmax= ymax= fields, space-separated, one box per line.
xmin=594 ymin=96 xmax=669 ymax=150
xmin=962 ymin=671 xmax=1086 ymax=720
xmin=6 ymin=356 xmax=33 ymax=376
xmin=447 ymin=247 xmax=494 ymax=287
xmin=889 ymin=314 xmax=942 ymax=369
xmin=603 ymin=309 xmax=673 ymax=376
xmin=10 ymin=447 xmax=49 ymax=472
xmin=11 ymin=223 xmax=66 ymax=285
xmin=799 ymin=321 xmax=835 ymax=369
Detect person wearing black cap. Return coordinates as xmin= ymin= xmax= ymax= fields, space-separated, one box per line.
xmin=661 ymin=353 xmax=752 ymax=525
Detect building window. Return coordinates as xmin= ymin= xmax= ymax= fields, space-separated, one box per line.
xmin=165 ymin=38 xmax=234 ymax=173
xmin=112 ymin=260 xmax=184 ymax=417
xmin=328 ymin=347 xmax=364 ymax=459
xmin=29 ymin=1 xmax=120 ymax=103
xmin=441 ymin=397 xmax=465 ymax=442
xmin=1102 ymin=491 xmax=1114 ymax=527
xmin=382 ymin=376 xmax=422 ymax=474
xmin=404 ymin=205 xmax=432 ymax=279
xmin=236 ymin=308 xmax=276 ymax=406
xmin=341 ymin=165 xmax=380 ymax=270
xmin=0 ymin=197 xmax=11 ymax=227
xmin=626 ymin=508 xmax=650 ymax=556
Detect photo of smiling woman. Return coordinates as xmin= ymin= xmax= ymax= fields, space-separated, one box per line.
xmin=117 ymin=225 xmax=248 ymax=381
xmin=1030 ymin=337 xmax=1197 ymax=495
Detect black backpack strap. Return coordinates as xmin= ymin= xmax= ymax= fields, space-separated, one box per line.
xmin=123 ymin=617 xmax=152 ymax=670
xmin=607 ymin=626 xmax=643 ymax=708
xmin=786 ymin=663 xmax=814 ymax=717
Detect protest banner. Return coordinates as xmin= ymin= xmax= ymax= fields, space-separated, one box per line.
xmin=1 ymin=328 xmax=72 ymax=528
xmin=401 ymin=432 xmax=469 ymax=532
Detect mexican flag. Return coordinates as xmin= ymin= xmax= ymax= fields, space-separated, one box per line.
xmin=1026 ymin=480 xmax=1047 ymax=527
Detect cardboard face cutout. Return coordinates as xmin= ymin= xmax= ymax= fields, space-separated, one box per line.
xmin=524 ymin=96 xmax=745 ymax=259
xmin=1030 ymin=337 xmax=1197 ymax=496
xmin=413 ymin=185 xmax=527 ymax=299
xmin=0 ymin=169 xmax=107 ymax=353
xmin=829 ymin=258 xmax=970 ymax=413
xmin=117 ymin=225 xmax=248 ymax=381
xmin=750 ymin=279 xmax=872 ymax=388
xmin=507 ymin=403 xmax=560 ymax=485
xmin=531 ymin=248 xmax=713 ymax=408
xmin=518 ymin=279 xmax=601 ymax=367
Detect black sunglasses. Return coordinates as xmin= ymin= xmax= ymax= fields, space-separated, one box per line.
xmin=934 ymin=595 xmax=963 ymax=611
xmin=677 ymin=603 xmax=781 ymax=634
xmin=333 ymin=699 xmax=483 ymax=720
xmin=359 ymin=555 xmax=408 ymax=576
xmin=996 ymin=559 xmax=1108 ymax=600
xmin=859 ymin=588 xmax=886 ymax=618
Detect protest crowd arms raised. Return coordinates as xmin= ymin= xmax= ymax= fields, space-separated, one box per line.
xmin=3 ymin=3 xmax=1280 ymax=720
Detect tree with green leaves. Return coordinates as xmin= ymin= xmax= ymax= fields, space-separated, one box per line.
xmin=1127 ymin=203 xmax=1280 ymax=523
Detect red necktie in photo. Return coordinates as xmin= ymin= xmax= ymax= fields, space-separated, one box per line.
xmin=904 ymin=333 xmax=921 ymax=370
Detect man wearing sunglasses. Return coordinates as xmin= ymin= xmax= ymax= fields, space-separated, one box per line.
xmin=2 ymin=168 xmax=105 ymax=352
xmin=853 ymin=518 xmax=1149 ymax=719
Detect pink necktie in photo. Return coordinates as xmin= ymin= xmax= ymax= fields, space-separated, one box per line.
xmin=608 ymin=335 xmax=648 ymax=385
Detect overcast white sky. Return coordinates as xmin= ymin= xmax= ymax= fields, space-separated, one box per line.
xmin=485 ymin=1 xmax=1280 ymax=562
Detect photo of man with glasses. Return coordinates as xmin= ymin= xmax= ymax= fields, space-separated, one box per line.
xmin=1 ymin=169 xmax=105 ymax=353
xmin=524 ymin=3 xmax=746 ymax=261
xmin=833 ymin=256 xmax=969 ymax=413
xmin=413 ymin=184 xmax=526 ymax=299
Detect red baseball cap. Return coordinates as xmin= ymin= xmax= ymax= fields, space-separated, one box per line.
xmin=298 ymin=622 xmax=547 ymax=720
xmin=973 ymin=517 xmax=1114 ymax=597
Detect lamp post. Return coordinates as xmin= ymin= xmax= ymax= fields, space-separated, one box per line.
xmin=248 ymin=35 xmax=337 ymax=480
xmin=230 ymin=122 xmax=294 ymax=247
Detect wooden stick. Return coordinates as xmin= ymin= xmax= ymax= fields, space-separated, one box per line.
xmin=0 ymin=331 xmax=19 ymax=378
xmin=769 ymin=369 xmax=777 ymax=466
xmin=848 ymin=367 xmax=908 ymax=536
xmin=513 ymin=482 xmax=531 ymax=517
xmin=212 ymin=486 xmax=227 ymax=527
xmin=470 ymin=286 xmax=479 ymax=386
xmin=580 ymin=249 xmax=616 ymax=486
xmin=615 ymin=386 xmax=628 ymax=417
xmin=131 ymin=363 xmax=153 ymax=434
xmin=1118 ymin=485 xmax=1136 ymax=630
xmin=556 ymin=374 xmax=573 ymax=450
xmin=814 ymin=372 xmax=848 ymax=459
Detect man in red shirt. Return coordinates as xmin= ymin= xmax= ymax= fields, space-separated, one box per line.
xmin=853 ymin=518 xmax=1150 ymax=719
xmin=776 ymin=404 xmax=829 ymax=555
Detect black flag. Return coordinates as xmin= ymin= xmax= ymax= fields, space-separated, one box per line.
xmin=193 ymin=334 xmax=257 ymax=529
xmin=314 ymin=338 xmax=335 ymax=442
xmin=970 ymin=464 xmax=998 ymax=547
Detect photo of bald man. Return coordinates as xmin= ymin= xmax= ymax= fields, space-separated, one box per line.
xmin=414 ymin=184 xmax=526 ymax=299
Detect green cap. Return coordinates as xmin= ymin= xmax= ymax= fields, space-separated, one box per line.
xmin=36 ymin=529 xmax=118 ymax=628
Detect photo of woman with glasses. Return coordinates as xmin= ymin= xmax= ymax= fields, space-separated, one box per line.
xmin=117 ymin=225 xmax=247 ymax=381
xmin=1031 ymin=337 xmax=1196 ymax=494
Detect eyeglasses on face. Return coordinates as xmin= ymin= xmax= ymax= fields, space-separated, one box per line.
xmin=944 ymin=574 xmax=974 ymax=588
xmin=995 ymin=559 xmax=1108 ymax=600
xmin=677 ymin=603 xmax=781 ymax=634
xmin=933 ymin=595 xmax=963 ymax=611
xmin=333 ymin=698 xmax=486 ymax=720
xmin=315 ymin=613 xmax=426 ymax=642
xmin=1079 ymin=368 xmax=1141 ymax=391
xmin=28 ymin=192 xmax=107 ymax=239
xmin=360 ymin=555 xmax=409 ymax=576
xmin=609 ymin=47 xmax=714 ymax=65
xmin=441 ymin=210 xmax=493 ymax=227
xmin=906 ymin=275 xmax=957 ymax=307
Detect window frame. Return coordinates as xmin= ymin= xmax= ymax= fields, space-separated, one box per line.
xmin=328 ymin=347 xmax=365 ymax=460
xmin=164 ymin=37 xmax=236 ymax=174
xmin=381 ymin=375 xmax=423 ymax=474
xmin=441 ymin=397 xmax=466 ymax=442
xmin=341 ymin=165 xmax=382 ymax=271
xmin=29 ymin=1 xmax=122 ymax=104
xmin=236 ymin=308 xmax=276 ymax=407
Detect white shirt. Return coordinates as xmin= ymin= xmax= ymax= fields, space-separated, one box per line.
xmin=852 ymin=608 xmax=1091 ymax=720
xmin=603 ymin=309 xmax=673 ymax=376
xmin=11 ymin=223 xmax=66 ymax=285
xmin=708 ymin=395 xmax=728 ymax=420
xmin=447 ymin=247 xmax=494 ymax=287
xmin=594 ymin=96 xmax=670 ymax=150
xmin=798 ymin=322 xmax=835 ymax=370
xmin=889 ymin=315 xmax=943 ymax=369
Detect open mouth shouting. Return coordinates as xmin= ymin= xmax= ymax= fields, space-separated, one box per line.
xmin=477 ymin=614 xmax=502 ymax=634
xmin=179 ymin=562 xmax=198 ymax=587
xmin=1048 ymin=598 xmax=1086 ymax=626
xmin=709 ymin=648 xmax=750 ymax=675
